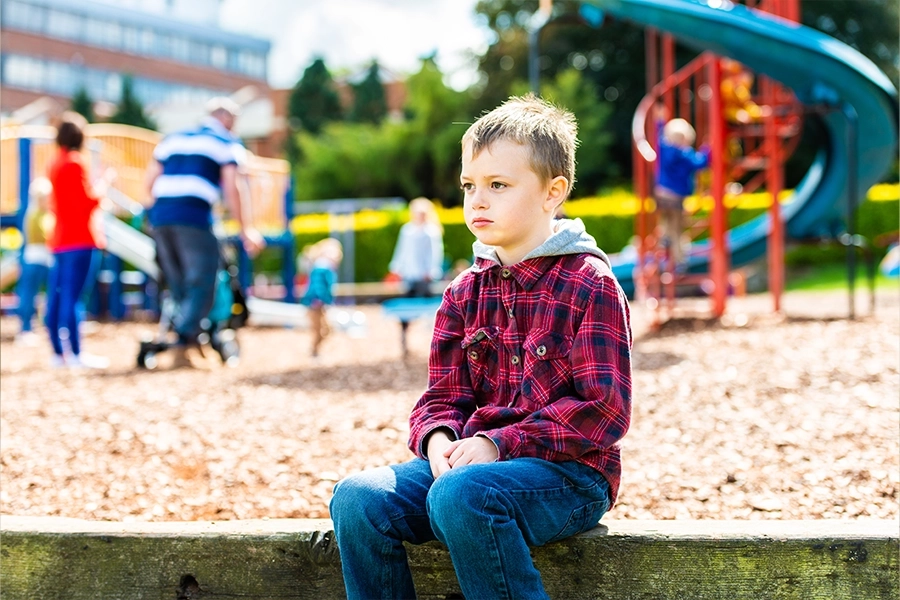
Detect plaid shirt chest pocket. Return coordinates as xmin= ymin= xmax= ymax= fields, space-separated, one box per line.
xmin=520 ymin=329 xmax=574 ymax=408
xmin=461 ymin=326 xmax=500 ymax=396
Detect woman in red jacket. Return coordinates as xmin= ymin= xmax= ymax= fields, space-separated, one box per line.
xmin=45 ymin=112 xmax=110 ymax=369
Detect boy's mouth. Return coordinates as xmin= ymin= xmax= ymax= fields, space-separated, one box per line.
xmin=470 ymin=217 xmax=492 ymax=227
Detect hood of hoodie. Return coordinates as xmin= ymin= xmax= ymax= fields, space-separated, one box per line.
xmin=472 ymin=217 xmax=610 ymax=267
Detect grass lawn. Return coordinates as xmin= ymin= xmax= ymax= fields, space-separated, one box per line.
xmin=785 ymin=261 xmax=900 ymax=292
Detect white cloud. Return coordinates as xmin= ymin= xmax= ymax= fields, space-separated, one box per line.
xmin=219 ymin=0 xmax=490 ymax=90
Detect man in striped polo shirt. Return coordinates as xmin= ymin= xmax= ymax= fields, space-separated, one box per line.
xmin=145 ymin=97 xmax=264 ymax=368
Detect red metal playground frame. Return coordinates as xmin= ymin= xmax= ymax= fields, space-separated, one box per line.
xmin=631 ymin=0 xmax=802 ymax=325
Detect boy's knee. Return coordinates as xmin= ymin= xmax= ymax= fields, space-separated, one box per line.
xmin=330 ymin=469 xmax=394 ymax=527
xmin=330 ymin=473 xmax=367 ymax=518
xmin=428 ymin=469 xmax=510 ymax=531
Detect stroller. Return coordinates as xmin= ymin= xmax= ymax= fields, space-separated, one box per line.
xmin=137 ymin=244 xmax=249 ymax=369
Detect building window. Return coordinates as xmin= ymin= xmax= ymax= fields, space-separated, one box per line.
xmin=4 ymin=55 xmax=44 ymax=90
xmin=84 ymin=17 xmax=108 ymax=47
xmin=139 ymin=29 xmax=156 ymax=54
xmin=211 ymin=45 xmax=227 ymax=69
xmin=122 ymin=25 xmax=140 ymax=53
xmin=2 ymin=2 xmax=267 ymax=80
xmin=4 ymin=0 xmax=46 ymax=33
xmin=171 ymin=35 xmax=191 ymax=62
xmin=2 ymin=53 xmax=226 ymax=108
xmin=103 ymin=22 xmax=123 ymax=49
xmin=46 ymin=9 xmax=82 ymax=40
xmin=238 ymin=50 xmax=266 ymax=79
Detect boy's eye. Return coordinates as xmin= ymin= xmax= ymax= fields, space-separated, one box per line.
xmin=491 ymin=181 xmax=506 ymax=190
xmin=461 ymin=183 xmax=474 ymax=192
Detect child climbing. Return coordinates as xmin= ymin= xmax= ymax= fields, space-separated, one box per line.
xmin=654 ymin=111 xmax=710 ymax=267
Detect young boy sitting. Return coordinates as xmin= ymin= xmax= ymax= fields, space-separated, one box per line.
xmin=330 ymin=94 xmax=633 ymax=599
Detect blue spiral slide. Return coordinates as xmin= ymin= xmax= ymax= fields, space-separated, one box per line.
xmin=583 ymin=0 xmax=898 ymax=295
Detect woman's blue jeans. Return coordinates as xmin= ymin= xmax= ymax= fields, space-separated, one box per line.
xmin=45 ymin=248 xmax=95 ymax=356
xmin=330 ymin=457 xmax=611 ymax=600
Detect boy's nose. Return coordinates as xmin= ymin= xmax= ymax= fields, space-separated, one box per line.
xmin=468 ymin=189 xmax=489 ymax=209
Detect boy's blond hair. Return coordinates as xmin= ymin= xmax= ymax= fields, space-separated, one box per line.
xmin=462 ymin=94 xmax=579 ymax=199
xmin=306 ymin=237 xmax=343 ymax=264
xmin=408 ymin=196 xmax=443 ymax=234
xmin=28 ymin=177 xmax=53 ymax=208
xmin=663 ymin=118 xmax=697 ymax=147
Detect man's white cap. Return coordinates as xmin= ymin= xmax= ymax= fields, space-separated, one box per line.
xmin=206 ymin=96 xmax=242 ymax=117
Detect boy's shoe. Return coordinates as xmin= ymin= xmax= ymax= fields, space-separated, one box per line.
xmin=68 ymin=353 xmax=110 ymax=370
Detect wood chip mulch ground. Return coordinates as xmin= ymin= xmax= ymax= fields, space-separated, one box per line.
xmin=1 ymin=288 xmax=897 ymax=523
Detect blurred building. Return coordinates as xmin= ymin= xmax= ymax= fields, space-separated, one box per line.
xmin=0 ymin=0 xmax=283 ymax=156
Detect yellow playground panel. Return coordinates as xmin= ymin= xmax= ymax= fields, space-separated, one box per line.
xmin=0 ymin=123 xmax=290 ymax=234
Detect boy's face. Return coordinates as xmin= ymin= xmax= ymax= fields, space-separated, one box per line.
xmin=461 ymin=139 xmax=567 ymax=265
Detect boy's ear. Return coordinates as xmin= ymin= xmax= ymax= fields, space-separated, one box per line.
xmin=543 ymin=176 xmax=569 ymax=212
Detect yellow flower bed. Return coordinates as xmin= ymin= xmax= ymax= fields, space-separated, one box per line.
xmin=281 ymin=182 xmax=898 ymax=237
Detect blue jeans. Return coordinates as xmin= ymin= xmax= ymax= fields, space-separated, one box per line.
xmin=330 ymin=457 xmax=611 ymax=600
xmin=152 ymin=225 xmax=219 ymax=345
xmin=45 ymin=248 xmax=95 ymax=356
xmin=17 ymin=260 xmax=50 ymax=332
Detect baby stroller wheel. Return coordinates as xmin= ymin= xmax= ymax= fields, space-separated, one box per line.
xmin=137 ymin=340 xmax=167 ymax=370
xmin=137 ymin=348 xmax=158 ymax=370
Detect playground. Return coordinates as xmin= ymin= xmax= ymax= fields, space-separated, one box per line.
xmin=1 ymin=286 xmax=897 ymax=523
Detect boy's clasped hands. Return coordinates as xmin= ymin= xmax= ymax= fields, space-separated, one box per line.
xmin=427 ymin=429 xmax=499 ymax=478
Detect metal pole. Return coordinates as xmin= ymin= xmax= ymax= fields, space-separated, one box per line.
xmin=527 ymin=3 xmax=552 ymax=94
xmin=529 ymin=27 xmax=541 ymax=93
xmin=708 ymin=58 xmax=728 ymax=317
xmin=763 ymin=76 xmax=784 ymax=312
xmin=843 ymin=104 xmax=859 ymax=319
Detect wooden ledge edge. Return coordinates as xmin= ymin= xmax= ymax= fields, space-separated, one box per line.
xmin=2 ymin=515 xmax=896 ymax=540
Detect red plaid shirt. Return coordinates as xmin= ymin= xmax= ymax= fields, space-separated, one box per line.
xmin=408 ymin=252 xmax=632 ymax=505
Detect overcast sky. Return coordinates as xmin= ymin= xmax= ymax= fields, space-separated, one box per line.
xmin=219 ymin=0 xmax=493 ymax=90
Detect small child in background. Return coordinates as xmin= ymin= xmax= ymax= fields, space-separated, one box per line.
xmin=15 ymin=177 xmax=55 ymax=346
xmin=388 ymin=196 xmax=444 ymax=297
xmin=721 ymin=58 xmax=769 ymax=126
xmin=300 ymin=237 xmax=343 ymax=357
xmin=655 ymin=115 xmax=710 ymax=266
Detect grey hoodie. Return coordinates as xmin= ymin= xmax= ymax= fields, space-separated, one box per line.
xmin=472 ymin=217 xmax=611 ymax=268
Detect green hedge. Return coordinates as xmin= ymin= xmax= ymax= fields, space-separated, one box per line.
xmin=259 ymin=199 xmax=897 ymax=283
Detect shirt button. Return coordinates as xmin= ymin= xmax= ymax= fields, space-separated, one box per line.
xmin=511 ymin=355 xmax=520 ymax=365
xmin=468 ymin=350 xmax=479 ymax=360
xmin=501 ymin=268 xmax=511 ymax=278
xmin=536 ymin=345 xmax=547 ymax=357
xmin=507 ymin=307 xmax=514 ymax=318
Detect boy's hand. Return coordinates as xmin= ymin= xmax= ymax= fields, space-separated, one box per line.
xmin=426 ymin=430 xmax=454 ymax=479
xmin=444 ymin=437 xmax=499 ymax=468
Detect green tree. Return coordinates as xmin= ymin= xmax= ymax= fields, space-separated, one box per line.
xmin=350 ymin=61 xmax=388 ymax=124
xmin=288 ymin=58 xmax=343 ymax=135
xmin=802 ymin=0 xmax=898 ymax=89
xmin=109 ymin=74 xmax=156 ymax=130
xmin=287 ymin=57 xmax=343 ymax=162
xmin=293 ymin=121 xmax=409 ymax=201
xmin=401 ymin=54 xmax=470 ymax=203
xmin=526 ymin=68 xmax=616 ymax=197
xmin=70 ymin=86 xmax=95 ymax=123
